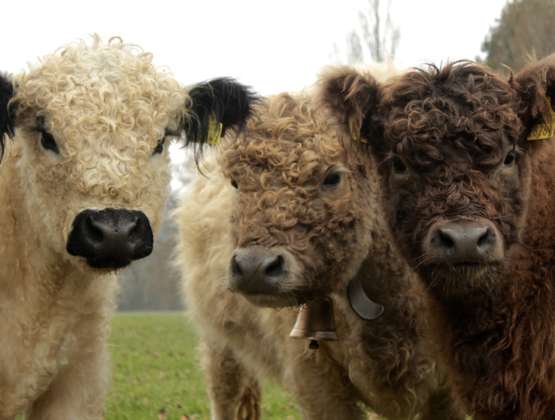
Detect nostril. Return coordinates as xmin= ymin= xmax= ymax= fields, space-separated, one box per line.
xmin=437 ymin=229 xmax=455 ymax=250
xmin=265 ymin=255 xmax=284 ymax=277
xmin=85 ymin=214 xmax=104 ymax=242
xmin=477 ymin=227 xmax=494 ymax=250
xmin=231 ymin=256 xmax=243 ymax=276
xmin=127 ymin=216 xmax=141 ymax=238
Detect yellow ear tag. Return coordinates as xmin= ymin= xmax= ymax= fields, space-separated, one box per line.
xmin=528 ymin=97 xmax=555 ymax=141
xmin=207 ymin=117 xmax=223 ymax=145
xmin=348 ymin=117 xmax=367 ymax=144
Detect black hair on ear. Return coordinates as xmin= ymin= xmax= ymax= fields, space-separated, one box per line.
xmin=185 ymin=78 xmax=257 ymax=146
xmin=0 ymin=73 xmax=15 ymax=160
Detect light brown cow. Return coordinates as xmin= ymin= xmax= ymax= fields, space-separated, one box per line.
xmin=176 ymin=71 xmax=459 ymax=419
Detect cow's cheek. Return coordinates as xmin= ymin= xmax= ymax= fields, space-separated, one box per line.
xmin=133 ymin=162 xmax=170 ymax=237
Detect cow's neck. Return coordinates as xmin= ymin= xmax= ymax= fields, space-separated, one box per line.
xmin=362 ymin=170 xmax=416 ymax=303
xmin=426 ymin=262 xmax=555 ymax=419
xmin=427 ymin=280 xmax=525 ymax=349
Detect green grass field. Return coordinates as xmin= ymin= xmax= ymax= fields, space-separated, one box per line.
xmin=107 ymin=312 xmax=300 ymax=420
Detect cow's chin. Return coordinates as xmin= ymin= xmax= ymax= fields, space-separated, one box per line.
xmin=237 ymin=293 xmax=299 ymax=308
xmin=71 ymin=256 xmax=128 ymax=275
xmin=419 ymin=262 xmax=504 ymax=298
xmin=233 ymin=288 xmax=318 ymax=308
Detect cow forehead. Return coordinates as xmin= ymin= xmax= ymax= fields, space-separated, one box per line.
xmin=222 ymin=93 xmax=345 ymax=179
xmin=14 ymin=39 xmax=187 ymax=138
xmin=384 ymin=72 xmax=522 ymax=168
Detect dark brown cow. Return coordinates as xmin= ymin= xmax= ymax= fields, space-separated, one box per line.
xmin=328 ymin=58 xmax=555 ymax=419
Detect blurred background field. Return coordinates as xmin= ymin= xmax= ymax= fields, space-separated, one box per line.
xmin=106 ymin=312 xmax=300 ymax=420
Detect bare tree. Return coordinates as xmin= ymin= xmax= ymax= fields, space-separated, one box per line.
xmin=347 ymin=31 xmax=364 ymax=64
xmin=334 ymin=0 xmax=400 ymax=65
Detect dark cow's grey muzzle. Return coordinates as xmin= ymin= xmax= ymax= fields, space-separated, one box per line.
xmin=66 ymin=208 xmax=153 ymax=269
xmin=424 ymin=218 xmax=504 ymax=264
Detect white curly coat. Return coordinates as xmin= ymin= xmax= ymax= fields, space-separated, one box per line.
xmin=0 ymin=37 xmax=189 ymax=419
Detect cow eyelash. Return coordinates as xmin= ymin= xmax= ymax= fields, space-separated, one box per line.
xmin=322 ymin=171 xmax=342 ymax=187
xmin=322 ymin=166 xmax=347 ymax=189
xmin=39 ymin=130 xmax=60 ymax=154
xmin=34 ymin=118 xmax=60 ymax=154
xmin=391 ymin=156 xmax=408 ymax=174
xmin=503 ymin=150 xmax=517 ymax=166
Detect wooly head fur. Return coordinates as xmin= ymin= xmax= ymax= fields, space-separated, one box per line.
xmin=361 ymin=57 xmax=555 ymax=297
xmin=1 ymin=37 xmax=254 ymax=271
xmin=220 ymin=72 xmax=383 ymax=307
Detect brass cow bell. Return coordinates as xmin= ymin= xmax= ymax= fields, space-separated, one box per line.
xmin=290 ymin=296 xmax=337 ymax=349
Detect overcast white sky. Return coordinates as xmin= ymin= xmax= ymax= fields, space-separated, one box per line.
xmin=3 ymin=0 xmax=507 ymax=95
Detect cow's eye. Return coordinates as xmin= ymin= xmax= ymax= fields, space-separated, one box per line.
xmin=504 ymin=150 xmax=517 ymax=166
xmin=323 ymin=171 xmax=342 ymax=187
xmin=392 ymin=156 xmax=407 ymax=174
xmin=230 ymin=179 xmax=238 ymax=189
xmin=396 ymin=209 xmax=407 ymax=224
xmin=40 ymin=130 xmax=60 ymax=154
xmin=152 ymin=137 xmax=166 ymax=155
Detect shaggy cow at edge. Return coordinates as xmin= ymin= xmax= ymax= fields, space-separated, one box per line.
xmin=0 ymin=38 xmax=252 ymax=419
xmin=351 ymin=58 xmax=555 ymax=419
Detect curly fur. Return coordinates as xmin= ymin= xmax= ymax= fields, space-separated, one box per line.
xmin=221 ymin=93 xmax=370 ymax=301
xmin=367 ymin=57 xmax=555 ymax=419
xmin=0 ymin=37 xmax=192 ymax=418
xmin=377 ymin=62 xmax=526 ymax=277
xmin=176 ymin=88 xmax=460 ymax=419
xmin=383 ymin=62 xmax=522 ymax=168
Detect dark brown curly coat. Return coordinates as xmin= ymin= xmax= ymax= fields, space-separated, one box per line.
xmin=360 ymin=57 xmax=555 ymax=419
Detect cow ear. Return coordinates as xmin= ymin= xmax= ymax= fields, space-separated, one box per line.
xmin=0 ymin=73 xmax=15 ymax=159
xmin=184 ymin=78 xmax=257 ymax=146
xmin=317 ymin=66 xmax=382 ymax=146
xmin=514 ymin=55 xmax=555 ymax=140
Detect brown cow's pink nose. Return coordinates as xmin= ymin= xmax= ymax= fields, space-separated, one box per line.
xmin=230 ymin=246 xmax=286 ymax=295
xmin=425 ymin=219 xmax=504 ymax=263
